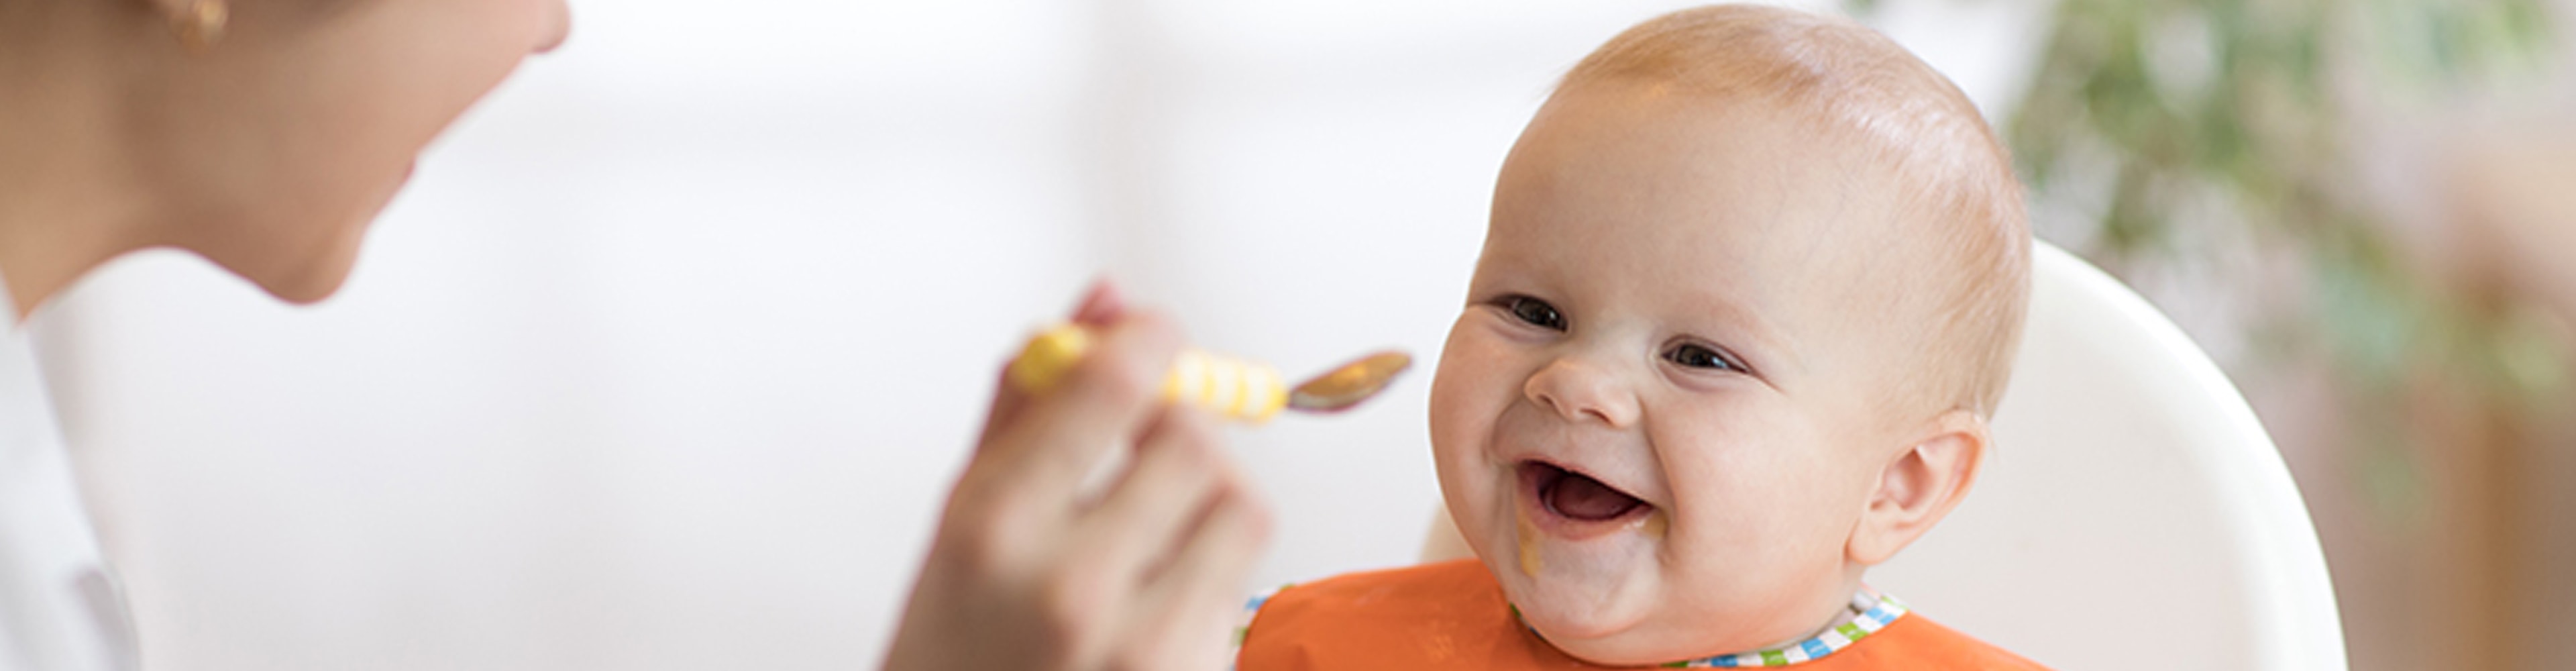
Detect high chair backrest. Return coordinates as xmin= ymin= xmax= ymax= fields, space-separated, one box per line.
xmin=1839 ymin=242 xmax=2345 ymax=670
xmin=1418 ymin=242 xmax=2348 ymax=670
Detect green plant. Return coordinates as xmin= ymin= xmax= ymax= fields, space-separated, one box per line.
xmin=1862 ymin=0 xmax=2561 ymax=520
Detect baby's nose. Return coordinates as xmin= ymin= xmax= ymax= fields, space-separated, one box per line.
xmin=1523 ymin=356 xmax=1640 ymax=427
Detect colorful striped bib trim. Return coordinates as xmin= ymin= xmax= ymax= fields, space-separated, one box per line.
xmin=1651 ymin=591 xmax=1909 ymax=667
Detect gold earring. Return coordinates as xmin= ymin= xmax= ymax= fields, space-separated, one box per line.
xmin=172 ymin=0 xmax=229 ymax=54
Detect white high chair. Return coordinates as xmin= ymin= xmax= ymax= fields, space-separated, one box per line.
xmin=1419 ymin=242 xmax=2348 ymax=670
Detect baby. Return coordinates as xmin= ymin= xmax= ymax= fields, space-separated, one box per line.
xmin=1234 ymin=5 xmax=2042 ymax=669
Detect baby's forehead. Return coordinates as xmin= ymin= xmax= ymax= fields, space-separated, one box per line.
xmin=1505 ymin=87 xmax=1938 ymax=277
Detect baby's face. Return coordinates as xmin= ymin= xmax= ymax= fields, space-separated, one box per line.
xmin=1429 ymin=83 xmax=1933 ymax=664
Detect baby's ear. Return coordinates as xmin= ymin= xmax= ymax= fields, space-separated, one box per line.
xmin=1846 ymin=410 xmax=1988 ymax=566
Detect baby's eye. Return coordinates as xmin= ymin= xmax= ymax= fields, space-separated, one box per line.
xmin=1664 ymin=342 xmax=1746 ymax=373
xmin=1503 ymin=295 xmax=1566 ymax=331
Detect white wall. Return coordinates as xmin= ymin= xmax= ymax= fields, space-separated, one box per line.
xmin=33 ymin=1 xmax=2047 ymax=668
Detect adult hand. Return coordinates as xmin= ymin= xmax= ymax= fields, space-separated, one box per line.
xmin=883 ymin=281 xmax=1274 ymax=671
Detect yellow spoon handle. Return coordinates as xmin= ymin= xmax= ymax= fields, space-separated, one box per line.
xmin=1007 ymin=324 xmax=1288 ymax=424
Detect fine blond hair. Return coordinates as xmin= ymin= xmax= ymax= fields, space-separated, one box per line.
xmin=1562 ymin=4 xmax=2032 ymax=417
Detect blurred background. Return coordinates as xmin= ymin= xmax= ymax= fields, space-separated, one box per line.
xmin=21 ymin=0 xmax=2572 ymax=669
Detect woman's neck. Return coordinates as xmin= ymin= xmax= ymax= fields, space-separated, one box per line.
xmin=0 ymin=1 xmax=173 ymax=321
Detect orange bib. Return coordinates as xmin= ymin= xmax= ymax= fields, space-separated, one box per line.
xmin=1237 ymin=560 xmax=2048 ymax=670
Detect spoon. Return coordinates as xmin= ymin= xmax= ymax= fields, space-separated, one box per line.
xmin=1006 ymin=323 xmax=1412 ymax=424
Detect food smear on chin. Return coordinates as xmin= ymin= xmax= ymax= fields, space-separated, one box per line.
xmin=1517 ymin=503 xmax=1544 ymax=576
xmin=1631 ymin=509 xmax=1667 ymax=541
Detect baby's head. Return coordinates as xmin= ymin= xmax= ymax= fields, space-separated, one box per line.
xmin=1426 ymin=5 xmax=2030 ymax=665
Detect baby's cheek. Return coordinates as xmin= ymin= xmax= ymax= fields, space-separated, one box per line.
xmin=1701 ymin=469 xmax=1871 ymax=580
xmin=1425 ymin=350 xmax=1511 ymax=461
xmin=1664 ymin=484 xmax=1809 ymax=556
xmin=1424 ymin=393 xmax=1496 ymax=552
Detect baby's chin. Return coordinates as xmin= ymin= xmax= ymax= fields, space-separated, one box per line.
xmin=1476 ymin=504 xmax=1817 ymax=665
xmin=1478 ymin=518 xmax=1677 ymax=664
xmin=1497 ymin=574 xmax=1695 ymax=665
xmin=1494 ymin=560 xmax=1800 ymax=666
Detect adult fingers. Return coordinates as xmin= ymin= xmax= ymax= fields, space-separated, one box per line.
xmin=1147 ymin=482 xmax=1273 ymax=616
xmin=975 ymin=309 xmax=1184 ymax=511
xmin=1110 ymin=488 xmax=1274 ymax=671
xmin=973 ymin=364 xmax=1036 ymax=456
xmin=975 ymin=280 xmax=1130 ymax=446
xmin=1074 ymin=406 xmax=1228 ymax=588
xmin=1026 ymin=405 xmax=1226 ymax=670
xmin=1070 ymin=278 xmax=1128 ymax=327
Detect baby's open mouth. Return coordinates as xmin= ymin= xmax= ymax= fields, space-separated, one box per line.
xmin=1519 ymin=460 xmax=1649 ymax=522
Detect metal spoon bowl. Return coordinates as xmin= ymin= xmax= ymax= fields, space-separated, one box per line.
xmin=1287 ymin=351 xmax=1413 ymax=413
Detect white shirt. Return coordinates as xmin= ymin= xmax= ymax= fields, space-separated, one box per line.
xmin=1 ymin=283 xmax=137 ymax=671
